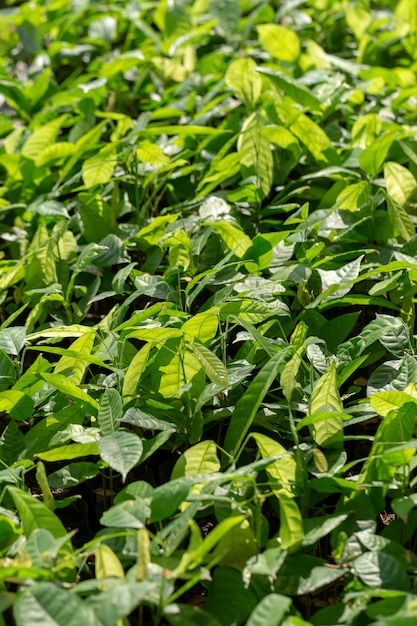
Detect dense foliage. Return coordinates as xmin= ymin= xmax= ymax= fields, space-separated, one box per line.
xmin=1 ymin=0 xmax=417 ymax=623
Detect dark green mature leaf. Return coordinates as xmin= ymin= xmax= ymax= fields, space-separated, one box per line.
xmin=246 ymin=594 xmax=291 ymax=626
xmin=353 ymin=552 xmax=409 ymax=590
xmin=224 ymin=348 xmax=289 ymax=457
xmin=205 ymin=567 xmax=258 ymax=626
xmin=165 ymin=603 xmax=223 ymax=626
xmin=14 ymin=582 xmax=100 ymax=626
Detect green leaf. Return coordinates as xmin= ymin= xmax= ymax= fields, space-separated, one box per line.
xmin=273 ymin=554 xmax=345 ymax=595
xmin=210 ymin=0 xmax=241 ymax=35
xmin=212 ymin=518 xmax=258 ymax=570
xmin=82 ymin=144 xmax=117 ymax=188
xmin=151 ymin=337 xmax=204 ymax=399
xmin=136 ymin=140 xmax=169 ymax=165
xmin=98 ymin=431 xmax=143 ymax=482
xmin=277 ymin=106 xmax=335 ymax=163
xmin=387 ymin=196 xmax=415 ymax=241
xmin=370 ymin=391 xmax=417 ymax=417
xmin=353 ymin=552 xmax=409 ymax=590
xmin=252 ymin=432 xmax=298 ymax=498
xmin=13 ymin=582 xmax=100 ymax=626
xmin=359 ymin=132 xmax=396 ymax=177
xmin=48 ymin=462 xmax=100 ymax=489
xmin=95 ymin=544 xmax=125 ymax=579
xmin=183 ymin=312 xmax=219 ymax=344
xmin=384 ymin=161 xmax=417 ymax=206
xmin=165 ymin=604 xmax=223 ymax=626
xmin=21 ymin=116 xmax=67 ymax=159
xmin=40 ymin=373 xmax=99 ymax=412
xmin=53 ymin=332 xmax=96 ymax=384
xmin=36 ymin=461 xmax=55 ymax=512
xmin=224 ymin=349 xmax=289 ymax=457
xmin=257 ymin=24 xmax=300 ymax=61
xmin=258 ymin=67 xmax=321 ymax=111
xmin=0 ymin=514 xmax=22 ymax=552
xmin=278 ymin=494 xmax=304 ymax=552
xmin=191 ymin=342 xmax=228 ymax=386
xmin=150 ymin=476 xmax=194 ymax=523
xmin=8 ymin=487 xmax=71 ymax=546
xmin=225 ymin=58 xmax=262 ymax=108
xmin=0 ymin=390 xmax=34 ymax=421
xmin=122 ymin=343 xmax=152 ymax=401
xmin=172 ymin=440 xmax=219 ymax=477
xmin=309 ymin=361 xmax=344 ymax=448
xmin=100 ymin=500 xmax=147 ymax=530
xmin=208 ymin=221 xmax=253 ymax=259
xmin=205 ymin=567 xmax=258 ymax=626
xmin=0 ymin=326 xmax=26 ymax=355
xmin=238 ymin=113 xmax=274 ymax=198
xmin=246 ymin=594 xmax=292 ymax=626
xmin=37 ymin=443 xmax=99 ymax=462
xmin=97 ymin=388 xmax=123 ymax=436
xmin=280 ymin=348 xmax=303 ymax=401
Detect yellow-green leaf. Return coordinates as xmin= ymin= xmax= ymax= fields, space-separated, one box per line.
xmin=258 ymin=24 xmax=300 ymax=61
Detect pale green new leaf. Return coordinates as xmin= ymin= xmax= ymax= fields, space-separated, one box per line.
xmin=370 ymin=390 xmax=417 ymax=417
xmin=252 ymin=432 xmax=298 ymax=499
xmin=257 ymin=24 xmax=300 ymax=61
xmin=40 ymin=373 xmax=99 ymax=411
xmin=309 ymin=361 xmax=344 ymax=448
xmin=191 ymin=342 xmax=228 ymax=386
xmin=136 ymin=140 xmax=169 ymax=165
xmin=384 ymin=161 xmax=417 ymax=206
xmin=37 ymin=443 xmax=100 ymax=462
xmin=95 ymin=544 xmax=125 ymax=579
xmin=171 ymin=440 xmax=220 ymax=480
xmin=122 ymin=342 xmax=152 ymax=401
xmin=208 ymin=221 xmax=252 ymax=259
xmin=225 ymin=58 xmax=262 ymax=108
xmin=277 ymin=105 xmax=334 ymax=163
xmin=53 ymin=332 xmax=96 ymax=384
xmin=21 ymin=115 xmax=67 ymax=159
xmin=183 ymin=311 xmax=218 ymax=344
xmin=278 ymin=494 xmax=304 ymax=552
xmin=280 ymin=348 xmax=303 ymax=401
xmin=82 ymin=144 xmax=117 ymax=188
xmin=387 ymin=196 xmax=415 ymax=240
xmin=238 ymin=114 xmax=273 ymax=198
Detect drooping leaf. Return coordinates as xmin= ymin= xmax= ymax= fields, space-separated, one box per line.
xmin=92 ymin=389 xmax=121 ymax=438
xmin=95 ymin=544 xmax=125 ymax=579
xmin=309 ymin=361 xmax=344 ymax=448
xmin=98 ymin=431 xmax=143 ymax=482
